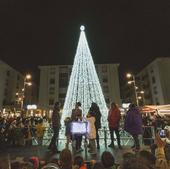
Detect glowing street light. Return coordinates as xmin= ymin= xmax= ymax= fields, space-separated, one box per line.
xmin=128 ymin=81 xmax=133 ymax=85
xmin=140 ymin=91 xmax=144 ymax=94
xmin=126 ymin=73 xmax=132 ymax=78
xmin=138 ymin=96 xmax=142 ymax=100
xmin=25 ymin=74 xmax=31 ymax=80
xmin=126 ymin=73 xmax=139 ymax=106
xmin=140 ymin=90 xmax=145 ymax=105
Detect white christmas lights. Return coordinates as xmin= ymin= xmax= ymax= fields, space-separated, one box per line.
xmin=62 ymin=26 xmax=108 ymax=126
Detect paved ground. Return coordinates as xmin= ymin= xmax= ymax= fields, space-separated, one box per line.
xmin=0 ymin=143 xmax=150 ymax=164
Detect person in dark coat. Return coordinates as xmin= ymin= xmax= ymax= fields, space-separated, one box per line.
xmin=124 ymin=103 xmax=143 ymax=151
xmin=108 ymin=102 xmax=122 ymax=149
xmin=88 ymin=102 xmax=101 ymax=149
xmin=48 ymin=101 xmax=61 ymax=153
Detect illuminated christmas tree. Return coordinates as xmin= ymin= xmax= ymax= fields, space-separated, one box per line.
xmin=62 ymin=26 xmax=108 ymax=125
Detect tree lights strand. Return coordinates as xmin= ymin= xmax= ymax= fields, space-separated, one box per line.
xmin=62 ymin=26 xmax=108 ymax=126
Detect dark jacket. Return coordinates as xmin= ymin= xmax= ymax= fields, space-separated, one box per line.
xmin=71 ymin=108 xmax=82 ymax=121
xmin=89 ymin=106 xmax=101 ymax=129
xmin=124 ymin=107 xmax=143 ymax=135
xmin=52 ymin=108 xmax=60 ymax=128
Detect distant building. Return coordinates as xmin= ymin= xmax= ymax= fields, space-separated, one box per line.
xmin=137 ymin=57 xmax=170 ymax=105
xmin=0 ymin=60 xmax=38 ymax=110
xmin=0 ymin=60 xmax=24 ymax=110
xmin=38 ymin=64 xmax=121 ymax=109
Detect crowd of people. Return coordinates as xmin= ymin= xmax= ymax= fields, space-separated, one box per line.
xmin=0 ymin=112 xmax=46 ymax=148
xmin=0 ymin=101 xmax=170 ymax=169
xmin=4 ymin=133 xmax=170 ymax=169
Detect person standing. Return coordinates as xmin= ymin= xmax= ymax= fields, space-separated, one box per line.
xmin=88 ymin=102 xmax=101 ymax=149
xmin=86 ymin=111 xmax=97 ymax=155
xmin=124 ymin=103 xmax=143 ymax=151
xmin=71 ymin=102 xmax=83 ymax=153
xmin=108 ymin=102 xmax=122 ymax=149
xmin=48 ymin=101 xmax=61 ymax=153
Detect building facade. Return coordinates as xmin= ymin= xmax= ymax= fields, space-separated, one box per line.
xmin=137 ymin=57 xmax=170 ymax=105
xmin=38 ymin=64 xmax=121 ymax=109
xmin=0 ymin=60 xmax=24 ymax=110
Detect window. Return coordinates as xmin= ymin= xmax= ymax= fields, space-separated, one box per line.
xmin=5 ymin=80 xmax=8 ymax=86
xmin=6 ymin=70 xmax=10 ymax=76
xmin=103 ymin=86 xmax=109 ymax=93
xmin=153 ymin=86 xmax=158 ymax=95
xmin=50 ymin=67 xmax=56 ymax=75
xmin=49 ymin=78 xmax=55 ymax=84
xmin=102 ymin=65 xmax=107 ymax=73
xmin=59 ymin=73 xmax=68 ymax=88
xmin=150 ymin=68 xmax=154 ymax=73
xmin=59 ymin=66 xmax=68 ymax=72
xmin=50 ymin=71 xmax=55 ymax=75
xmin=4 ymin=88 xmax=8 ymax=96
xmin=152 ymin=77 xmax=156 ymax=84
xmin=49 ymin=87 xmax=55 ymax=95
xmin=49 ymin=99 xmax=54 ymax=105
xmin=59 ymin=93 xmax=66 ymax=98
xmin=103 ymin=77 xmax=108 ymax=83
xmin=16 ymin=83 xmax=19 ymax=89
xmin=17 ymin=75 xmax=20 ymax=80
xmin=155 ymin=98 xmax=159 ymax=105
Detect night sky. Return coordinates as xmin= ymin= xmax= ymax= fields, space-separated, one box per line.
xmin=0 ymin=0 xmax=170 ymax=79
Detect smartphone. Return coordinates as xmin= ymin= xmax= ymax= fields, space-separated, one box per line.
xmin=160 ymin=129 xmax=166 ymax=138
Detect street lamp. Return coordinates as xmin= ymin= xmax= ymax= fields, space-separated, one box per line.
xmin=25 ymin=74 xmax=31 ymax=80
xmin=140 ymin=90 xmax=145 ymax=105
xmin=20 ymin=74 xmax=32 ymax=110
xmin=126 ymin=73 xmax=139 ymax=106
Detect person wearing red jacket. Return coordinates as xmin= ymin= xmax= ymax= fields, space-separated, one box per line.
xmin=108 ymin=102 xmax=122 ymax=149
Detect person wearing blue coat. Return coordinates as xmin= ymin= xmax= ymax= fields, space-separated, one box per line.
xmin=124 ymin=103 xmax=143 ymax=151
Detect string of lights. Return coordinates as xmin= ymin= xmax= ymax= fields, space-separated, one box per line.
xmin=62 ymin=26 xmax=108 ymax=125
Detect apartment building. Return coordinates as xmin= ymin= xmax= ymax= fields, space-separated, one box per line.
xmin=137 ymin=57 xmax=170 ymax=105
xmin=38 ymin=64 xmax=121 ymax=109
xmin=0 ymin=60 xmax=24 ymax=110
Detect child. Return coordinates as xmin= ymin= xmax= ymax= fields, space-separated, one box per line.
xmin=73 ymin=155 xmax=87 ymax=169
xmin=64 ymin=117 xmax=72 ymax=148
xmin=36 ymin=119 xmax=45 ymax=146
xmin=86 ymin=111 xmax=97 ymax=155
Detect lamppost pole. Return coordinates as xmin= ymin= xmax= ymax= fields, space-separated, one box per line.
xmin=127 ymin=73 xmax=139 ymax=106
xmin=132 ymin=75 xmax=139 ymax=106
xmin=140 ymin=91 xmax=145 ymax=105
xmin=20 ymin=74 xmax=32 ymax=110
